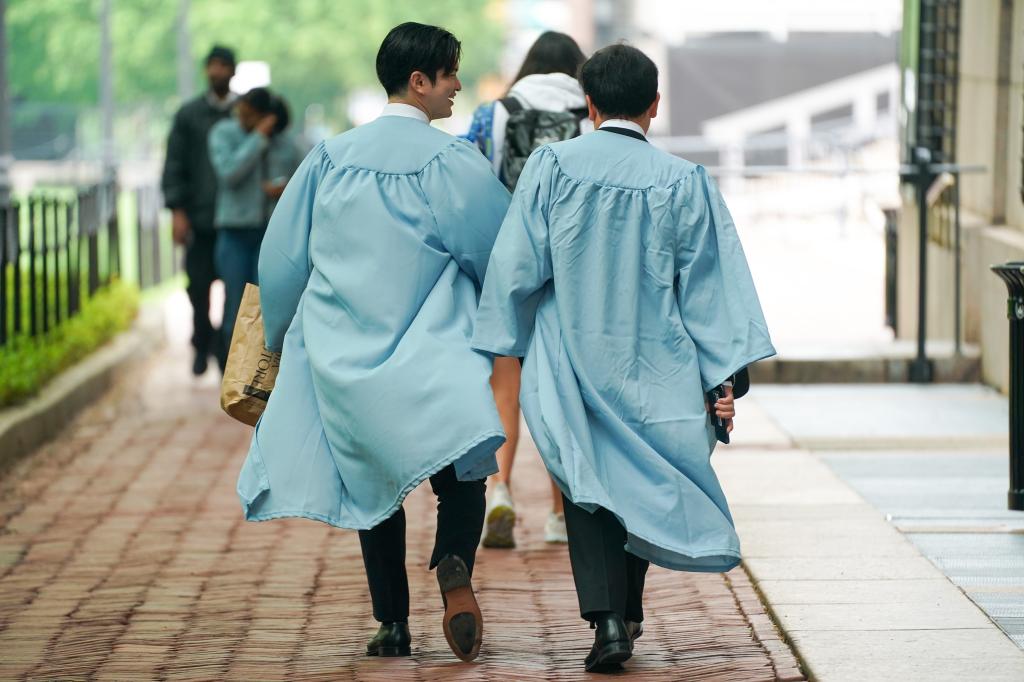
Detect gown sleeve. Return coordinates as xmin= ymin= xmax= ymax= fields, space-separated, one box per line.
xmin=418 ymin=139 xmax=511 ymax=289
xmin=471 ymin=147 xmax=556 ymax=357
xmin=675 ymin=165 xmax=776 ymax=392
xmin=258 ymin=142 xmax=333 ymax=351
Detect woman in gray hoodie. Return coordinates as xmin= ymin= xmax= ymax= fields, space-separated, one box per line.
xmin=465 ymin=31 xmax=589 ymax=549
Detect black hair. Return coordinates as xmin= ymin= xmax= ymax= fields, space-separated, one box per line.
xmin=511 ymin=31 xmax=586 ymax=85
xmin=240 ymin=87 xmax=289 ymax=135
xmin=271 ymin=95 xmax=291 ymax=134
xmin=205 ymin=45 xmax=236 ymax=68
xmin=240 ymin=87 xmax=274 ymax=114
xmin=578 ymin=43 xmax=658 ymax=118
xmin=376 ymin=22 xmax=461 ymax=96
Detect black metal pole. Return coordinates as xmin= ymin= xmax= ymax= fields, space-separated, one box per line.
xmin=953 ymin=175 xmax=962 ymax=355
xmin=89 ymin=223 xmax=99 ymax=296
xmin=109 ymin=182 xmax=120 ymax=282
xmin=62 ymin=198 xmax=70 ymax=321
xmin=71 ymin=188 xmax=81 ymax=311
xmin=12 ymin=200 xmax=20 ymax=335
xmin=0 ymin=202 xmax=6 ymax=347
xmin=51 ymin=198 xmax=61 ymax=325
xmin=27 ymin=198 xmax=36 ymax=336
xmin=991 ymin=263 xmax=1024 ymax=511
xmin=909 ymin=147 xmax=934 ymax=382
xmin=884 ymin=207 xmax=899 ymax=334
xmin=39 ymin=197 xmax=49 ymax=334
xmin=88 ymin=207 xmax=98 ymax=296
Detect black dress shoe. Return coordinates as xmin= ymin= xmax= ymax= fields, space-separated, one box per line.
xmin=366 ymin=622 xmax=411 ymax=657
xmin=584 ymin=612 xmax=632 ymax=673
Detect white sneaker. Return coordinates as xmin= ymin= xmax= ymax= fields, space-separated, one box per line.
xmin=544 ymin=511 xmax=568 ymax=544
xmin=482 ymin=482 xmax=516 ymax=548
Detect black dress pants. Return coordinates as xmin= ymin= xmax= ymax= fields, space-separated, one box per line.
xmin=358 ymin=464 xmax=486 ymax=623
xmin=184 ymin=229 xmax=219 ymax=358
xmin=563 ymin=495 xmax=650 ymax=623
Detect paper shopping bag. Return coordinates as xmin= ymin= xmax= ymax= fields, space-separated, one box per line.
xmin=220 ymin=283 xmax=280 ymax=426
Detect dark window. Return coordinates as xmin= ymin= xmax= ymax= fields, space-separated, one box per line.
xmin=811 ymin=103 xmax=855 ymax=131
xmin=917 ymin=0 xmax=960 ymax=247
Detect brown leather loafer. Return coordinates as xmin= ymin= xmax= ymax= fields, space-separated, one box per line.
xmin=436 ymin=554 xmax=483 ymax=661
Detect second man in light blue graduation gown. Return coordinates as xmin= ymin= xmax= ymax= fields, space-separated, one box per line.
xmin=236 ymin=23 xmax=510 ymax=663
xmin=472 ymin=44 xmax=776 ymax=673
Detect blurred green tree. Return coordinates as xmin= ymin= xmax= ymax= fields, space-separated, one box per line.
xmin=8 ymin=0 xmax=504 ymax=126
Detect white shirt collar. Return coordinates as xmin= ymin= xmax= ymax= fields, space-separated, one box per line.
xmin=380 ymin=102 xmax=429 ymax=123
xmin=599 ymin=119 xmax=646 ymax=138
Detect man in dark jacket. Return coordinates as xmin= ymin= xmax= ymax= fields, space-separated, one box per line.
xmin=161 ymin=45 xmax=237 ymax=375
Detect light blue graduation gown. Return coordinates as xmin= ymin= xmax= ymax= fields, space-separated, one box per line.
xmin=237 ymin=113 xmax=511 ymax=530
xmin=471 ymin=130 xmax=776 ymax=572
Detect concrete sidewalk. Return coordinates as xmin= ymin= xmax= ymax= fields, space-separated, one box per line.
xmin=0 ymin=309 xmax=802 ymax=681
xmin=716 ymin=384 xmax=1024 ymax=681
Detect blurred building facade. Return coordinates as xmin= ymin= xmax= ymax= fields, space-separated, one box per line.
xmin=896 ymin=0 xmax=1022 ymax=392
xmin=506 ymin=0 xmax=902 ymax=149
xmin=635 ymin=0 xmax=901 ymax=156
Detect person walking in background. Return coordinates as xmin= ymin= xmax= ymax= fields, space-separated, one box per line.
xmin=208 ymin=87 xmax=303 ymax=351
xmin=472 ymin=44 xmax=776 ymax=673
xmin=466 ymin=31 xmax=590 ymax=187
xmin=235 ymin=23 xmax=511 ymax=662
xmin=161 ymin=45 xmax=237 ymax=376
xmin=464 ymin=31 xmax=589 ymax=548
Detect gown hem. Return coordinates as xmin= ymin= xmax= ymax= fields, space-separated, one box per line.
xmin=240 ymin=428 xmax=505 ymax=531
xmin=568 ymin=493 xmax=741 ymax=573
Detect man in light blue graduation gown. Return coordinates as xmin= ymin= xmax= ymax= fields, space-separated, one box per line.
xmin=236 ymin=23 xmax=510 ymax=662
xmin=472 ymin=44 xmax=776 ymax=673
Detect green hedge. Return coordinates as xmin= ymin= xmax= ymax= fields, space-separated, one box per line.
xmin=0 ymin=280 xmax=140 ymax=407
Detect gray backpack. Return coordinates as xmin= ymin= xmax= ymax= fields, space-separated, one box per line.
xmin=498 ymin=97 xmax=587 ymax=191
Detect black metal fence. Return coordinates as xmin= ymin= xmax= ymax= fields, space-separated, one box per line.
xmin=134 ymin=185 xmax=180 ymax=290
xmin=0 ymin=182 xmax=178 ymax=348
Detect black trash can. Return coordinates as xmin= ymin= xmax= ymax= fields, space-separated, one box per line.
xmin=991 ymin=262 xmax=1024 ymax=511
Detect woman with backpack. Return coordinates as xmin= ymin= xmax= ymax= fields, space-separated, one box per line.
xmin=465 ymin=31 xmax=590 ymax=549
xmin=209 ymin=87 xmax=304 ymax=356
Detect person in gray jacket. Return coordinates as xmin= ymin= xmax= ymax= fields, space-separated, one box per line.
xmin=208 ymin=88 xmax=303 ymax=352
xmin=161 ymin=45 xmax=237 ymax=375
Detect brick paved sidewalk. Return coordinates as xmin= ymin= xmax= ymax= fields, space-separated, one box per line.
xmin=0 ymin=323 xmax=803 ymax=681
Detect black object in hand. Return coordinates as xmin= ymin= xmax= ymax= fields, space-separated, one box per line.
xmin=707 ymin=386 xmax=730 ymax=445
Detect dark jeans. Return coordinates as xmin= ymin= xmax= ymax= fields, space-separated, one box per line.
xmin=214 ymin=227 xmax=265 ymax=350
xmin=358 ymin=464 xmax=486 ymax=623
xmin=184 ymin=229 xmax=219 ymax=358
xmin=563 ymin=495 xmax=650 ymax=623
